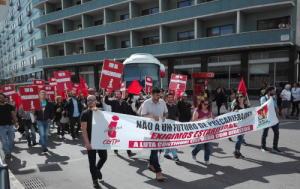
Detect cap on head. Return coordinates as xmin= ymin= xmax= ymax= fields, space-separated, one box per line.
xmin=180 ymin=92 xmax=187 ymax=96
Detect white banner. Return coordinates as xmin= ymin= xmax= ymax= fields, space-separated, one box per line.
xmin=91 ymin=99 xmax=278 ymax=150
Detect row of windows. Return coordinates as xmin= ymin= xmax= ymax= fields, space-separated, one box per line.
xmin=0 ymin=55 xmax=36 ymax=74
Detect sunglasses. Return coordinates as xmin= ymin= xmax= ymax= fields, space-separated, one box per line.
xmin=202 ymin=103 xmax=209 ymax=106
xmin=87 ymin=99 xmax=96 ymax=102
xmin=238 ymin=96 xmax=245 ymax=98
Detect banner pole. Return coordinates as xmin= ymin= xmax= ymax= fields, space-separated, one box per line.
xmin=246 ymin=93 xmax=250 ymax=105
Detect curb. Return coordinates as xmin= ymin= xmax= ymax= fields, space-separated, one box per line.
xmin=9 ymin=169 xmax=25 ymax=189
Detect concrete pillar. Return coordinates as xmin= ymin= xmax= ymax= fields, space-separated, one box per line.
xmin=130 ymin=31 xmax=141 ymax=47
xmin=240 ymin=51 xmax=249 ymax=87
xmin=129 ymin=2 xmax=139 ymax=19
xmin=94 ymin=64 xmax=99 ymax=90
xmin=75 ymin=67 xmax=79 ymax=83
xmin=160 ymin=25 xmax=170 ymax=44
xmin=201 ymin=56 xmax=208 ymax=72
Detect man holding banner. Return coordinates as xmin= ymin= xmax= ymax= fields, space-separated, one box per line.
xmin=141 ymin=87 xmax=168 ymax=181
xmin=260 ymin=87 xmax=283 ymax=154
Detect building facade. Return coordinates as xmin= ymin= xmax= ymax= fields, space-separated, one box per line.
xmin=0 ymin=0 xmax=43 ymax=86
xmin=2 ymin=0 xmax=299 ymax=94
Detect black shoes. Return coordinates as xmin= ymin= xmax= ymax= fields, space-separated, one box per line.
xmin=128 ymin=152 xmax=137 ymax=158
xmin=164 ymin=155 xmax=172 ymax=159
xmin=228 ymin=138 xmax=233 ymax=142
xmin=93 ymin=180 xmax=100 ymax=188
xmin=42 ymin=148 xmax=48 ymax=153
xmin=28 ymin=142 xmax=32 ymax=146
xmin=272 ymin=148 xmax=284 ymax=155
xmin=32 ymin=142 xmax=38 ymax=146
xmin=5 ymin=154 xmax=10 ymax=159
xmin=97 ymin=170 xmax=102 ymax=180
xmin=261 ymin=147 xmax=270 ymax=152
xmin=233 ymin=151 xmax=245 ymax=159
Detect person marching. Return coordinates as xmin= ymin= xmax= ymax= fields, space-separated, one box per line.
xmin=191 ymin=97 xmax=214 ymax=165
xmin=81 ymin=95 xmax=107 ymax=188
xmin=232 ymin=93 xmax=248 ymax=158
xmin=141 ymin=87 xmax=168 ymax=181
xmin=104 ymin=90 xmax=136 ymax=158
xmin=19 ymin=105 xmax=37 ymax=146
xmin=66 ymin=91 xmax=82 ymax=139
xmin=54 ymin=96 xmax=66 ymax=138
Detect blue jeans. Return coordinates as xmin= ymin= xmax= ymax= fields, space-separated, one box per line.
xmin=149 ymin=150 xmax=162 ymax=173
xmin=164 ymin=148 xmax=178 ymax=159
xmin=191 ymin=143 xmax=211 ymax=161
xmin=261 ymin=124 xmax=279 ymax=148
xmin=0 ymin=125 xmax=15 ymax=155
xmin=235 ymin=134 xmax=245 ymax=151
xmin=37 ymin=121 xmax=50 ymax=148
xmin=23 ymin=120 xmax=36 ymax=143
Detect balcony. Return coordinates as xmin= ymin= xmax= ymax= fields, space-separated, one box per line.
xmin=36 ymin=29 xmax=295 ymax=67
xmin=34 ymin=0 xmax=295 ymax=47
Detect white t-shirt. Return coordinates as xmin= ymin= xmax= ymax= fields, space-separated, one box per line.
xmin=278 ymin=24 xmax=286 ymax=28
xmin=291 ymin=88 xmax=300 ymax=101
xmin=281 ymin=89 xmax=291 ymax=101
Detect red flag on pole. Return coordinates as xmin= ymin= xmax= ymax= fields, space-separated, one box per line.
xmin=238 ymin=78 xmax=247 ymax=96
xmin=15 ymin=93 xmax=22 ymax=113
xmin=127 ymin=79 xmax=143 ymax=95
xmin=80 ymin=75 xmax=89 ymax=97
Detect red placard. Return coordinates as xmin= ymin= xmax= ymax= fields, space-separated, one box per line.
xmin=191 ymin=72 xmax=214 ymax=78
xmin=169 ymin=74 xmax=187 ymax=92
xmin=99 ymin=59 xmax=124 ymax=91
xmin=19 ymin=86 xmax=41 ymax=111
xmin=54 ymin=70 xmax=73 ymax=93
xmin=45 ymin=85 xmax=55 ymax=102
xmin=33 ymin=79 xmax=45 ymax=86
xmin=120 ymin=81 xmax=126 ymax=99
xmin=1 ymin=85 xmax=15 ymax=102
xmin=48 ymin=77 xmax=57 ymax=91
xmin=72 ymin=83 xmax=80 ymax=91
xmin=145 ymin=76 xmax=153 ymax=93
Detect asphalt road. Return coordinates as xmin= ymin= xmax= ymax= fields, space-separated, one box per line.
xmin=2 ymin=100 xmax=300 ymax=189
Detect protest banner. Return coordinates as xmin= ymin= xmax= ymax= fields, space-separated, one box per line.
xmin=54 ymin=70 xmax=72 ymax=93
xmin=45 ymin=85 xmax=55 ymax=102
xmin=120 ymin=81 xmax=126 ymax=99
xmin=1 ymin=84 xmax=15 ymax=102
xmin=48 ymin=77 xmax=57 ymax=91
xmin=33 ymin=79 xmax=46 ymax=92
xmin=91 ymin=99 xmax=278 ymax=150
xmin=169 ymin=74 xmax=187 ymax=93
xmin=99 ymin=59 xmax=123 ymax=91
xmin=19 ymin=86 xmax=41 ymax=111
xmin=145 ymin=76 xmax=152 ymax=93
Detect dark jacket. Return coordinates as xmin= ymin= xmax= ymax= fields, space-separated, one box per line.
xmin=35 ymin=100 xmax=55 ymax=121
xmin=54 ymin=103 xmax=65 ymax=122
xmin=213 ymin=92 xmax=225 ymax=106
xmin=66 ymin=98 xmax=82 ymax=117
xmin=104 ymin=96 xmax=129 ymax=114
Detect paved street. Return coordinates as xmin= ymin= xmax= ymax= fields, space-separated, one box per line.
xmin=2 ymin=100 xmax=300 ymax=189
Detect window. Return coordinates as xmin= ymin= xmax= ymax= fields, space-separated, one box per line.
xmin=18 ymin=14 xmax=23 ymax=23
xmin=26 ymin=3 xmax=31 ymax=12
xmin=257 ymin=16 xmax=290 ymax=30
xmin=27 ymin=21 xmax=33 ymax=30
xmin=120 ymin=14 xmax=129 ymax=20
xmin=178 ymin=0 xmax=194 ymax=8
xmin=17 ymin=0 xmax=20 ymax=6
xmin=10 ymin=8 xmax=14 ymax=16
xmin=13 ymin=50 xmax=17 ymax=57
xmin=142 ymin=36 xmax=159 ymax=45
xmin=11 ymin=23 xmax=16 ymax=30
xmin=20 ymin=45 xmax=25 ymax=53
xmin=141 ymin=7 xmax=159 ymax=16
xmin=57 ymin=29 xmax=63 ymax=33
xmin=95 ymin=44 xmax=105 ymax=51
xmin=177 ymin=31 xmax=194 ymax=41
xmin=14 ymin=64 xmax=18 ymax=70
xmin=21 ymin=60 xmax=26 ymax=67
xmin=58 ymin=50 xmax=64 ymax=56
xmin=56 ymin=7 xmax=62 ymax=11
xmin=206 ymin=25 xmax=234 ymax=37
xmin=19 ymin=29 xmax=23 ymax=37
xmin=94 ymin=20 xmax=103 ymax=26
xmin=12 ymin=37 xmax=16 ymax=43
xmin=76 ymin=1 xmax=81 ymax=5
xmin=5 ymin=19 xmax=8 ymax=25
xmin=30 ymin=56 xmax=36 ymax=65
xmin=121 ymin=40 xmax=130 ymax=48
xmin=28 ymin=39 xmax=34 ymax=47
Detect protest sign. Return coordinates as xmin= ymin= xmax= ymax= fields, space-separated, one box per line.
xmin=145 ymin=76 xmax=152 ymax=93
xmin=54 ymin=71 xmax=72 ymax=93
xmin=45 ymin=85 xmax=55 ymax=102
xmin=1 ymin=85 xmax=15 ymax=102
xmin=19 ymin=86 xmax=41 ymax=111
xmin=169 ymin=74 xmax=187 ymax=92
xmin=120 ymin=81 xmax=126 ymax=99
xmin=99 ymin=59 xmax=123 ymax=91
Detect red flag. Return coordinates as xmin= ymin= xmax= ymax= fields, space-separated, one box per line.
xmin=176 ymin=90 xmax=184 ymax=99
xmin=80 ymin=75 xmax=89 ymax=97
xmin=238 ymin=78 xmax=247 ymax=96
xmin=15 ymin=93 xmax=22 ymax=113
xmin=127 ymin=79 xmax=143 ymax=95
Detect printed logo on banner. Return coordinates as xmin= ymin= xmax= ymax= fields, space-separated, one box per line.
xmin=103 ymin=116 xmax=122 ymax=146
xmin=257 ymin=105 xmax=270 ymax=128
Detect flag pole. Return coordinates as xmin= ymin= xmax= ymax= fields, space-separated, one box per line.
xmin=246 ymin=93 xmax=250 ymax=106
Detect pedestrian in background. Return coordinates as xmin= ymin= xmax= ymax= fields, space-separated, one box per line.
xmin=280 ymin=84 xmax=292 ymax=119
xmin=290 ymin=83 xmax=300 ymax=117
xmin=213 ymin=87 xmax=224 ymax=116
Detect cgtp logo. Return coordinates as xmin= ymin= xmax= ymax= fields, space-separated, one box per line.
xmin=107 ymin=115 xmax=119 ymax=138
xmin=257 ymin=105 xmax=270 ymax=126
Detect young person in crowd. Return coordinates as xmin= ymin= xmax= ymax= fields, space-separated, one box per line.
xmin=54 ymin=96 xmax=66 ymax=138
xmin=66 ymin=91 xmax=82 ymax=139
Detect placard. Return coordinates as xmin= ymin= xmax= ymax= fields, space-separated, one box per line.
xmin=99 ymin=59 xmax=124 ymax=91
xmin=54 ymin=70 xmax=73 ymax=93
xmin=45 ymin=85 xmax=55 ymax=102
xmin=19 ymin=86 xmax=41 ymax=111
xmin=169 ymin=74 xmax=187 ymax=92
xmin=145 ymin=76 xmax=153 ymax=93
xmin=120 ymin=81 xmax=126 ymax=99
xmin=1 ymin=84 xmax=15 ymax=102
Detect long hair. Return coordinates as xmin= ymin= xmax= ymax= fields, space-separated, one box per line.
xmin=197 ymin=97 xmax=210 ymax=110
xmin=55 ymin=96 xmax=63 ymax=104
xmin=235 ymin=93 xmax=245 ymax=105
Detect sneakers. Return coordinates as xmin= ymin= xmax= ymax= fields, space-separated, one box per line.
xmin=147 ymin=164 xmax=155 ymax=172
xmin=261 ymin=147 xmax=270 ymax=152
xmin=97 ymin=170 xmax=102 ymax=180
xmin=5 ymin=154 xmax=10 ymax=159
xmin=272 ymin=148 xmax=284 ymax=155
xmin=32 ymin=142 xmax=38 ymax=146
xmin=156 ymin=172 xmax=164 ymax=182
xmin=233 ymin=151 xmax=240 ymax=158
xmin=164 ymin=155 xmax=172 ymax=159
xmin=174 ymin=157 xmax=180 ymax=164
xmin=228 ymin=138 xmax=233 ymax=142
xmin=191 ymin=151 xmax=197 ymax=160
xmin=42 ymin=148 xmax=49 ymax=153
xmin=128 ymin=152 xmax=137 ymax=158
xmin=93 ymin=180 xmax=100 ymax=189
xmin=28 ymin=142 xmax=32 ymax=147
xmin=239 ymin=153 xmax=245 ymax=159
xmin=205 ymin=161 xmax=211 ymax=165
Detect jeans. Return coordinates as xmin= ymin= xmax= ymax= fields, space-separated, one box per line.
xmin=191 ymin=143 xmax=211 ymax=161
xmin=149 ymin=150 xmax=162 ymax=173
xmin=164 ymin=148 xmax=178 ymax=159
xmin=37 ymin=120 xmax=50 ymax=148
xmin=56 ymin=121 xmax=65 ymax=136
xmin=0 ymin=125 xmax=15 ymax=155
xmin=217 ymin=104 xmax=222 ymax=115
xmin=70 ymin=116 xmax=81 ymax=137
xmin=261 ymin=124 xmax=279 ymax=149
xmin=23 ymin=120 xmax=36 ymax=143
xmin=87 ymin=150 xmax=107 ymax=181
xmin=235 ymin=134 xmax=245 ymax=151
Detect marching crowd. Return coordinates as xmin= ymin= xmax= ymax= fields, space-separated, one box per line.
xmin=0 ymin=81 xmax=299 ymax=188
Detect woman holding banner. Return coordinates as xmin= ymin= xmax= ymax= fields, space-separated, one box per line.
xmin=191 ymin=97 xmax=214 ymax=165
xmin=232 ymin=93 xmax=248 ymax=159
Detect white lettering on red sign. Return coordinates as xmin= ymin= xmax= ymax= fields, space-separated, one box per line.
xmin=5 ymin=87 xmax=11 ymax=90
xmin=58 ymin=73 xmax=66 ymax=77
xmin=102 ymin=70 xmax=121 ymax=78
